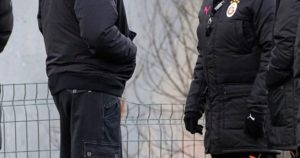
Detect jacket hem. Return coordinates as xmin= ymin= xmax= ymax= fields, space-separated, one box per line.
xmin=48 ymin=72 xmax=125 ymax=97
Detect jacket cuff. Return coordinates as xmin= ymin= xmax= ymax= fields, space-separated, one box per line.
xmin=129 ymin=30 xmax=137 ymax=41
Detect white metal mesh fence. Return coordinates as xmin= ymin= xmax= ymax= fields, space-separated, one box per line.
xmin=0 ymin=83 xmax=208 ymax=158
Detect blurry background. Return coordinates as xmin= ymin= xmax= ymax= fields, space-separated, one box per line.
xmin=0 ymin=0 xmax=201 ymax=104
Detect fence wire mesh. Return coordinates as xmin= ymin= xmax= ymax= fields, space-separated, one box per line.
xmin=0 ymin=83 xmax=208 ymax=158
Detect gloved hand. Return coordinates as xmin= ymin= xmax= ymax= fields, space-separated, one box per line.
xmin=244 ymin=111 xmax=264 ymax=139
xmin=184 ymin=111 xmax=203 ymax=135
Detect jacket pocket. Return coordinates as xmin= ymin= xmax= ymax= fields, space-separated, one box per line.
xmin=83 ymin=142 xmax=121 ymax=158
xmin=268 ymin=84 xmax=291 ymax=126
xmin=235 ymin=20 xmax=256 ymax=54
xmin=101 ymin=94 xmax=121 ymax=145
xmin=223 ymin=84 xmax=252 ymax=129
xmin=103 ymin=95 xmax=120 ymax=120
xmin=223 ymin=84 xmax=252 ymax=99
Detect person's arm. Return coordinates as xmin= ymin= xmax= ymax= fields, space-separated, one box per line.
xmin=184 ymin=52 xmax=207 ymax=135
xmin=185 ymin=53 xmax=207 ymax=116
xmin=244 ymin=0 xmax=275 ymax=139
xmin=0 ymin=0 xmax=13 ymax=53
xmin=37 ymin=0 xmax=43 ymax=34
xmin=295 ymin=19 xmax=300 ymax=79
xmin=266 ymin=0 xmax=299 ymax=89
xmin=246 ymin=0 xmax=275 ymax=113
xmin=74 ymin=0 xmax=136 ymax=63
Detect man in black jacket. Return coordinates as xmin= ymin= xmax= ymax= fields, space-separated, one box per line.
xmin=0 ymin=0 xmax=13 ymax=53
xmin=184 ymin=0 xmax=278 ymax=157
xmin=267 ymin=0 xmax=300 ymax=157
xmin=38 ymin=0 xmax=137 ymax=157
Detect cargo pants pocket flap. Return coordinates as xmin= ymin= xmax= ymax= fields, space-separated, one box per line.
xmin=83 ymin=142 xmax=120 ymax=158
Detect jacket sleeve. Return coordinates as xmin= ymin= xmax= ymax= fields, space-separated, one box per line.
xmin=295 ymin=19 xmax=300 ymax=81
xmin=74 ymin=0 xmax=137 ymax=63
xmin=185 ymin=53 xmax=207 ymax=116
xmin=266 ymin=0 xmax=299 ymax=89
xmin=0 ymin=0 xmax=13 ymax=53
xmin=247 ymin=0 xmax=275 ymax=113
xmin=37 ymin=0 xmax=43 ymax=34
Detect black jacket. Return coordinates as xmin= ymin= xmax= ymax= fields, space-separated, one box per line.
xmin=38 ymin=0 xmax=137 ymax=97
xmin=266 ymin=0 xmax=300 ymax=150
xmin=295 ymin=10 xmax=300 ymax=150
xmin=185 ymin=0 xmax=276 ymax=154
xmin=0 ymin=0 xmax=13 ymax=52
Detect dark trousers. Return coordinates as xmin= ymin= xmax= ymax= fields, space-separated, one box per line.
xmin=211 ymin=153 xmax=277 ymax=158
xmin=53 ymin=89 xmax=122 ymax=158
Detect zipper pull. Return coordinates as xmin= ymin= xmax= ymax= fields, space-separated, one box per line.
xmin=214 ymin=0 xmax=225 ymax=11
xmin=72 ymin=89 xmax=77 ymax=94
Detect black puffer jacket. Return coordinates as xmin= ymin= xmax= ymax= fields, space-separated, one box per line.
xmin=295 ymin=11 xmax=300 ymax=150
xmin=0 ymin=0 xmax=13 ymax=52
xmin=186 ymin=0 xmax=276 ymax=154
xmin=267 ymin=0 xmax=300 ymax=150
xmin=38 ymin=0 xmax=137 ymax=96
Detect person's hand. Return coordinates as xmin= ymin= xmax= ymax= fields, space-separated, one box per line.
xmin=244 ymin=111 xmax=264 ymax=139
xmin=184 ymin=112 xmax=203 ymax=135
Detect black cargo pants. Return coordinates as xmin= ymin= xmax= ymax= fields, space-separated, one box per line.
xmin=53 ymin=89 xmax=122 ymax=158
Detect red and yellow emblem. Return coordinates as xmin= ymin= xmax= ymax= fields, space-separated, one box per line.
xmin=226 ymin=0 xmax=240 ymax=18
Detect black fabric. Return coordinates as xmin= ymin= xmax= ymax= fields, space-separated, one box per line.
xmin=244 ymin=112 xmax=264 ymax=139
xmin=38 ymin=0 xmax=137 ymax=96
xmin=185 ymin=53 xmax=207 ymax=116
xmin=296 ymin=16 xmax=300 ymax=152
xmin=48 ymin=73 xmax=125 ymax=97
xmin=184 ymin=111 xmax=203 ymax=135
xmin=266 ymin=0 xmax=300 ymax=150
xmin=185 ymin=0 xmax=276 ymax=154
xmin=53 ymin=90 xmax=122 ymax=158
xmin=0 ymin=0 xmax=13 ymax=53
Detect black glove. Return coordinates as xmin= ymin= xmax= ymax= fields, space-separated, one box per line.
xmin=184 ymin=112 xmax=203 ymax=135
xmin=244 ymin=111 xmax=264 ymax=139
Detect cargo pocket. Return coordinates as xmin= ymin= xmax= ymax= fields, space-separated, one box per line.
xmin=101 ymin=94 xmax=121 ymax=145
xmin=223 ymin=84 xmax=252 ymax=129
xmin=83 ymin=142 xmax=121 ymax=158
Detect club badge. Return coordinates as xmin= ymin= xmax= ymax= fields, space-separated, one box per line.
xmin=226 ymin=0 xmax=240 ymax=18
